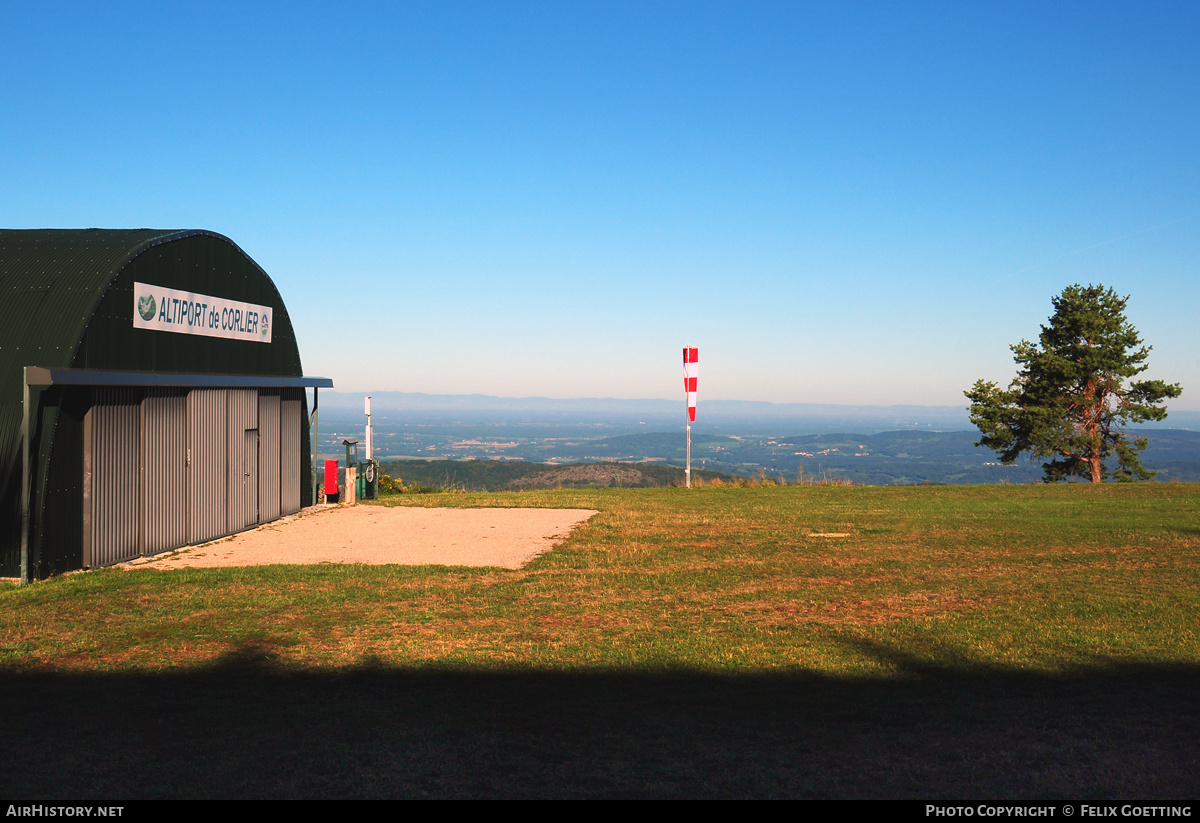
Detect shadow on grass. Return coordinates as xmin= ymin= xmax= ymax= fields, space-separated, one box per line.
xmin=1 ymin=645 xmax=1197 ymax=799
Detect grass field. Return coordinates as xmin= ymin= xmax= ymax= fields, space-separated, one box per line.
xmin=2 ymin=484 xmax=1198 ymax=798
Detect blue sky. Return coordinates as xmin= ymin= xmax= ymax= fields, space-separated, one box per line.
xmin=4 ymin=1 xmax=1198 ymax=409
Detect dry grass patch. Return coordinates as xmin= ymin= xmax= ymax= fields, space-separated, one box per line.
xmin=3 ymin=484 xmax=1200 ymax=675
xmin=728 ymin=591 xmax=987 ymax=627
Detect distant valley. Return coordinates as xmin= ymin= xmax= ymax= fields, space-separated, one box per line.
xmin=312 ymin=392 xmax=1200 ymax=485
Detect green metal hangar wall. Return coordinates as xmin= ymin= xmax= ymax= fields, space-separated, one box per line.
xmin=0 ymin=229 xmax=332 ymax=582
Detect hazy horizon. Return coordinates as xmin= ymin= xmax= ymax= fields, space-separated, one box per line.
xmin=313 ymin=389 xmax=1200 ymax=434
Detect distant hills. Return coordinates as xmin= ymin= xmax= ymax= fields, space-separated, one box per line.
xmin=483 ymin=429 xmax=1200 ymax=485
xmin=319 ymin=390 xmax=1200 ymax=435
xmin=370 ymin=428 xmax=1200 ymax=487
xmin=690 ymin=429 xmax=1200 ymax=485
xmin=378 ymin=459 xmax=736 ymax=491
xmin=317 ymin=391 xmax=1200 ymax=485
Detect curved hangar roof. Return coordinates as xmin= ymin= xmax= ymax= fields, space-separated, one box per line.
xmin=0 ymin=228 xmax=304 ymax=386
xmin=0 ymin=229 xmax=328 ymax=579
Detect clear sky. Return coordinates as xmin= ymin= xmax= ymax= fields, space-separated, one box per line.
xmin=4 ymin=1 xmax=1198 ymax=409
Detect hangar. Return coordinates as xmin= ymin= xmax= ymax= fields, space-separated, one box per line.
xmin=0 ymin=229 xmax=332 ymax=582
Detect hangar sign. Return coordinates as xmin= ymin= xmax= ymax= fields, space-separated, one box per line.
xmin=133 ymin=282 xmax=272 ymax=343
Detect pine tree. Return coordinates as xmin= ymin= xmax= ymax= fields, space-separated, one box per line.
xmin=965 ymin=284 xmax=1182 ymax=483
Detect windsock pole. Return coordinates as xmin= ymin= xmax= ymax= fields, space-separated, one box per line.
xmin=683 ymin=346 xmax=698 ymax=488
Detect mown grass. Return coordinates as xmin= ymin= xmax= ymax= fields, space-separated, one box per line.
xmin=1 ymin=484 xmax=1198 ymax=797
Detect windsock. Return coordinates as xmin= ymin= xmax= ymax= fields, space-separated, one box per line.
xmin=683 ymin=346 xmax=698 ymax=422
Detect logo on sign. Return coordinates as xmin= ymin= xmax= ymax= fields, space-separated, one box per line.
xmin=137 ymin=294 xmax=157 ymax=321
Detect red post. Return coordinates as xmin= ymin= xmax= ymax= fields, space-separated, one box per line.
xmin=324 ymin=459 xmax=339 ymax=498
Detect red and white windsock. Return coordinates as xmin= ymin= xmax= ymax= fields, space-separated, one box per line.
xmin=683 ymin=346 xmax=698 ymax=422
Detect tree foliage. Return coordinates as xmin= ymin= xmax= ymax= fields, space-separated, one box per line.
xmin=965 ymin=284 xmax=1182 ymax=483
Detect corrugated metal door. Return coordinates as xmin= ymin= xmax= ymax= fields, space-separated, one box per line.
xmin=227 ymin=389 xmax=258 ymax=532
xmin=141 ymin=389 xmax=188 ymax=555
xmin=280 ymin=389 xmax=302 ymax=515
xmin=83 ymin=388 xmax=140 ymax=567
xmin=243 ymin=429 xmax=259 ymax=526
xmin=187 ymin=388 xmax=228 ymax=544
xmin=79 ymin=385 xmax=297 ymax=565
xmin=257 ymin=391 xmax=281 ymax=523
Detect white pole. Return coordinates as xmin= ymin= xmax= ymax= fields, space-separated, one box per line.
xmin=365 ymin=395 xmax=372 ymax=461
xmin=686 ymin=415 xmax=692 ymax=489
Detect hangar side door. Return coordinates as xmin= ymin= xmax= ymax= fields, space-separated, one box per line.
xmin=279 ymin=389 xmax=302 ymax=515
xmin=227 ymin=389 xmax=259 ymax=532
xmin=82 ymin=388 xmax=140 ymax=568
xmin=188 ymin=389 xmax=228 ymax=544
xmin=257 ymin=391 xmax=281 ymax=523
xmin=243 ymin=429 xmax=259 ymax=527
xmin=142 ymin=389 xmax=188 ymax=555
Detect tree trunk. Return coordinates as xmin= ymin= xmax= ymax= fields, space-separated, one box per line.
xmin=1085 ymin=380 xmax=1103 ymax=483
